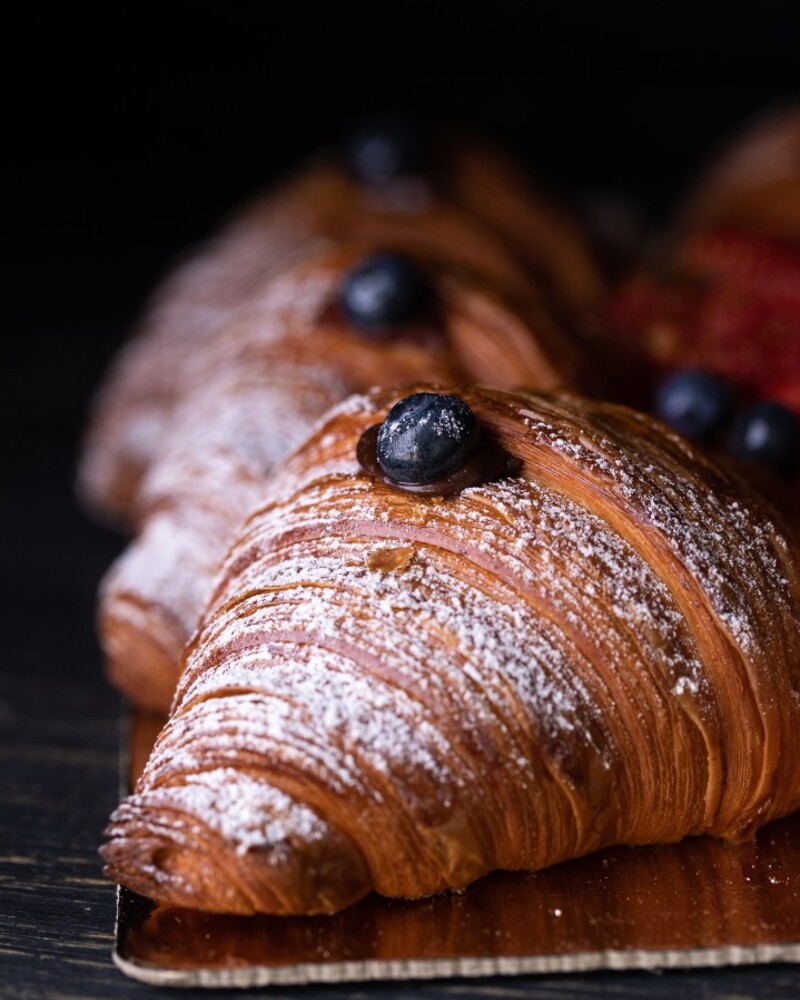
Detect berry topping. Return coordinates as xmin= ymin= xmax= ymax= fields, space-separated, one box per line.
xmin=340 ymin=253 xmax=428 ymax=336
xmin=346 ymin=117 xmax=427 ymax=184
xmin=603 ymin=232 xmax=800 ymax=418
xmin=654 ymin=370 xmax=734 ymax=442
xmin=727 ymin=402 xmax=800 ymax=478
xmin=377 ymin=393 xmax=480 ymax=485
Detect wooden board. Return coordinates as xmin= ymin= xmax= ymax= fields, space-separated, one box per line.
xmin=114 ymin=712 xmax=800 ymax=988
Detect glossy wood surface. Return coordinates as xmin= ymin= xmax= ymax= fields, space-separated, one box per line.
xmin=114 ymin=713 xmax=800 ymax=987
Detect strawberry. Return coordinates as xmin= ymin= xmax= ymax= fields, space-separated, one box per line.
xmin=603 ymin=229 xmax=800 ymax=417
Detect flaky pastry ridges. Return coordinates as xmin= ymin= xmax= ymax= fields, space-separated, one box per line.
xmin=103 ymin=387 xmax=800 ymax=915
xmin=97 ymin=244 xmax=598 ymax=711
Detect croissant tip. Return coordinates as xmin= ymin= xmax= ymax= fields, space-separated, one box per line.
xmin=102 ymin=776 xmax=375 ymax=916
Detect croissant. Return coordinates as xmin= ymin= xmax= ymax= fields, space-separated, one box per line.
xmin=675 ymin=105 xmax=800 ymax=246
xmin=102 ymin=384 xmax=800 ymax=916
xmin=79 ymin=133 xmax=604 ymax=526
xmin=100 ymin=245 xmax=596 ymax=711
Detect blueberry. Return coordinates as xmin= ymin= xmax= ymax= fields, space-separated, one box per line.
xmin=377 ymin=393 xmax=479 ymax=485
xmin=346 ymin=117 xmax=427 ymax=184
xmin=654 ymin=370 xmax=734 ymax=442
xmin=340 ymin=253 xmax=428 ymax=335
xmin=727 ymin=402 xmax=800 ymax=478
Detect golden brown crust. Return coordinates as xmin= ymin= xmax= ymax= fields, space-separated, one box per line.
xmin=442 ymin=137 xmax=606 ymax=310
xmin=78 ymin=140 xmax=604 ymax=526
xmin=97 ymin=246 xmax=599 ymax=711
xmin=102 ymin=386 xmax=800 ymax=915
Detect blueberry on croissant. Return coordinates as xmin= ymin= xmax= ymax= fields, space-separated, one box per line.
xmin=102 ymin=385 xmax=800 ymax=915
xmin=78 ymin=134 xmax=604 ymax=526
xmin=99 ymin=246 xmax=593 ymax=711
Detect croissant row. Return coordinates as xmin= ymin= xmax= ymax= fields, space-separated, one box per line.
xmin=79 ymin=136 xmax=604 ymax=528
xmin=102 ymin=386 xmax=800 ymax=915
xmin=98 ymin=244 xmax=599 ymax=711
xmin=88 ymin=117 xmax=800 ymax=922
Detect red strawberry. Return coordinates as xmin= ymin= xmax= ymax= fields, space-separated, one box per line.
xmin=602 ymin=229 xmax=800 ymax=417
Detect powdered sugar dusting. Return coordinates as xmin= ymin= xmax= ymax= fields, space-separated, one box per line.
xmin=152 ymin=415 xmax=733 ymax=857
xmin=134 ymin=769 xmax=327 ymax=857
xmin=519 ymin=402 xmax=792 ymax=658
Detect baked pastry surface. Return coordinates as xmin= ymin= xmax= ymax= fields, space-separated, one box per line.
xmin=79 ymin=138 xmax=604 ymax=527
xmin=98 ymin=246 xmax=596 ymax=711
xmin=102 ymin=386 xmax=800 ymax=915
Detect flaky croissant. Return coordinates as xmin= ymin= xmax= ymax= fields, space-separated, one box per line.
xmin=100 ymin=245 xmax=595 ymax=711
xmin=102 ymin=385 xmax=800 ymax=916
xmin=79 ymin=134 xmax=604 ymax=526
xmin=675 ymin=104 xmax=800 ymax=246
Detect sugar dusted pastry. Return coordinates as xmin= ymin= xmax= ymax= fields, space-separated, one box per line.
xmin=79 ymin=129 xmax=604 ymax=526
xmin=99 ymin=246 xmax=595 ymax=711
xmin=102 ymin=385 xmax=800 ymax=915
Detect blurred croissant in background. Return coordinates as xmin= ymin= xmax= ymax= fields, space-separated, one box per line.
xmin=79 ymin=125 xmax=609 ymax=710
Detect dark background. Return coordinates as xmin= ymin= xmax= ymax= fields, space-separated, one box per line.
xmin=3 ymin=3 xmax=800 ymax=996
